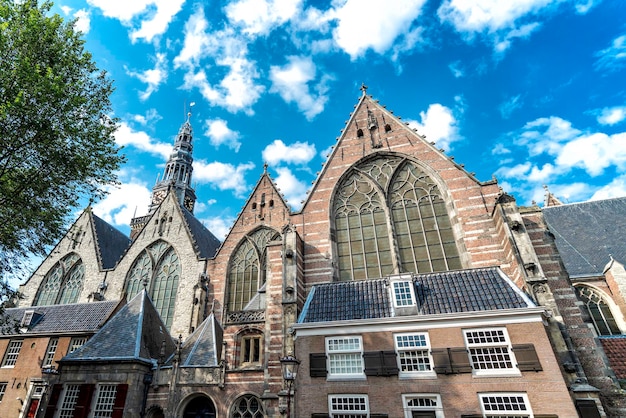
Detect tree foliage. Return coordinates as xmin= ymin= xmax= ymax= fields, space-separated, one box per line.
xmin=0 ymin=0 xmax=124 ymax=279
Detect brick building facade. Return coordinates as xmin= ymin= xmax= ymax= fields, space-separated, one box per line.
xmin=6 ymin=88 xmax=625 ymax=417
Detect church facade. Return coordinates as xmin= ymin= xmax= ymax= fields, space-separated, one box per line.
xmin=4 ymin=88 xmax=625 ymax=417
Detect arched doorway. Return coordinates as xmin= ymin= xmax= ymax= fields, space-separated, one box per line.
xmin=182 ymin=395 xmax=217 ymax=418
xmin=146 ymin=406 xmax=165 ymax=418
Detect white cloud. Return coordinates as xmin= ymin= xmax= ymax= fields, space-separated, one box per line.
xmin=132 ymin=109 xmax=162 ymax=126
xmin=126 ymin=53 xmax=168 ymax=101
xmin=499 ymin=94 xmax=523 ymax=118
xmin=597 ymin=106 xmax=626 ymax=126
xmin=556 ymin=132 xmax=626 ymax=176
xmin=199 ymin=216 xmax=236 ymax=239
xmin=193 ymin=161 xmax=255 ymax=197
xmin=449 ymin=60 xmax=464 ymax=78
xmin=273 ymin=166 xmax=308 ymax=208
xmin=406 ymin=103 xmax=462 ymax=151
xmin=331 ymin=0 xmax=427 ymax=59
xmin=225 ymin=0 xmax=302 ymax=36
xmin=87 ymin=0 xmax=185 ymax=42
xmin=115 ymin=122 xmax=171 ymax=159
xmin=173 ymin=7 xmax=212 ymax=69
xmin=594 ymin=34 xmax=626 ymax=72
xmin=73 ymin=9 xmax=91 ymax=33
xmin=269 ymin=56 xmax=329 ymax=120
xmin=92 ymin=181 xmax=151 ymax=226
xmin=516 ymin=116 xmax=580 ymax=156
xmin=590 ymin=175 xmax=626 ymax=200
xmin=438 ymin=0 xmax=554 ymax=52
xmin=262 ymin=139 xmax=316 ymax=167
xmin=574 ymin=0 xmax=600 ymax=14
xmin=204 ymin=119 xmax=241 ymax=151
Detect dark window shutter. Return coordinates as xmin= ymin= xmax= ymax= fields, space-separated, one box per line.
xmin=512 ymin=344 xmax=543 ymax=371
xmin=44 ymin=384 xmax=63 ymax=418
xmin=311 ymin=414 xmax=330 ymax=418
xmin=364 ymin=351 xmax=383 ymax=376
xmin=73 ymin=384 xmax=95 ymax=418
xmin=575 ymin=399 xmax=601 ymax=418
xmin=111 ymin=384 xmax=128 ymax=418
xmin=381 ymin=350 xmax=399 ymax=376
xmin=370 ymin=414 xmax=389 ymax=418
xmin=460 ymin=414 xmax=483 ymax=418
xmin=449 ymin=347 xmax=472 ymax=373
xmin=310 ymin=353 xmax=327 ymax=377
xmin=431 ymin=348 xmax=451 ymax=374
xmin=534 ymin=415 xmax=559 ymax=418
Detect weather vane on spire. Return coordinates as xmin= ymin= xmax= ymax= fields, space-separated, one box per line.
xmin=186 ymin=102 xmax=196 ymax=123
xmin=360 ymin=83 xmax=368 ymax=95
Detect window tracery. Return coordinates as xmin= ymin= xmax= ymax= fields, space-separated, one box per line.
xmin=125 ymin=240 xmax=181 ymax=327
xmin=34 ymin=253 xmax=84 ymax=306
xmin=227 ymin=227 xmax=280 ymax=312
xmin=575 ymin=285 xmax=622 ymax=336
xmin=333 ymin=155 xmax=461 ymax=281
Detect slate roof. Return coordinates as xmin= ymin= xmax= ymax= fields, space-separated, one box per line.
xmin=599 ymin=336 xmax=626 ymax=379
xmin=176 ymin=314 xmax=223 ymax=367
xmin=181 ymin=207 xmax=222 ymax=259
xmin=91 ymin=212 xmax=132 ymax=269
xmin=542 ymin=197 xmax=626 ymax=277
xmin=298 ymin=267 xmax=534 ymax=323
xmin=61 ymin=291 xmax=176 ymax=364
xmin=3 ymin=301 xmax=118 ymax=335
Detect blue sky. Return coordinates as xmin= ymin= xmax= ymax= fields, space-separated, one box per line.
xmin=53 ymin=0 xmax=626 ymax=240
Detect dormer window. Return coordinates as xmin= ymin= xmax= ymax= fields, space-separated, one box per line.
xmin=392 ymin=281 xmax=415 ymax=307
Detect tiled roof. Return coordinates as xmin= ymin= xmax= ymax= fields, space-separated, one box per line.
xmin=599 ymin=336 xmax=626 ymax=379
xmin=61 ymin=291 xmax=176 ymax=364
xmin=181 ymin=207 xmax=222 ymax=259
xmin=177 ymin=314 xmax=223 ymax=367
xmin=3 ymin=301 xmax=118 ymax=334
xmin=91 ymin=213 xmax=132 ymax=269
xmin=542 ymin=197 xmax=626 ymax=277
xmin=298 ymin=267 xmax=534 ymax=323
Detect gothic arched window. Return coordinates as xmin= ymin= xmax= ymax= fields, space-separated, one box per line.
xmin=575 ymin=285 xmax=622 ymax=336
xmin=125 ymin=240 xmax=181 ymax=327
xmin=230 ymin=394 xmax=264 ymax=418
xmin=333 ymin=155 xmax=461 ymax=281
xmin=227 ymin=227 xmax=280 ymax=311
xmin=34 ymin=253 xmax=85 ymax=305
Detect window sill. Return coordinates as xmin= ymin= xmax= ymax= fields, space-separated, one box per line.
xmin=399 ymin=372 xmax=437 ymax=380
xmin=327 ymin=375 xmax=367 ymax=381
xmin=472 ymin=370 xmax=522 ymax=378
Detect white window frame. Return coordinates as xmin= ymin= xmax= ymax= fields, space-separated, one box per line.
xmin=392 ymin=280 xmax=416 ymax=307
xmin=328 ymin=394 xmax=369 ymax=417
xmin=42 ymin=337 xmax=59 ymax=368
xmin=0 ymin=382 xmax=6 ymax=403
xmin=58 ymin=384 xmax=81 ymax=418
xmin=394 ymin=333 xmax=435 ymax=378
xmin=91 ymin=384 xmax=118 ymax=418
xmin=2 ymin=339 xmax=23 ymax=367
xmin=402 ymin=394 xmax=444 ymax=418
xmin=67 ymin=337 xmax=87 ymax=354
xmin=325 ymin=336 xmax=365 ymax=380
xmin=479 ymin=392 xmax=533 ymax=417
xmin=463 ymin=328 xmax=520 ymax=377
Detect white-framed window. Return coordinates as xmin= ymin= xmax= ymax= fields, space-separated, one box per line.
xmin=402 ymin=394 xmax=444 ymax=418
xmin=394 ymin=333 xmax=435 ymax=378
xmin=2 ymin=339 xmax=23 ymax=367
xmin=464 ymin=328 xmax=519 ymax=376
xmin=328 ymin=394 xmax=369 ymax=417
xmin=326 ymin=336 xmax=364 ymax=379
xmin=479 ymin=393 xmax=533 ymax=417
xmin=42 ymin=337 xmax=59 ymax=368
xmin=392 ymin=280 xmax=416 ymax=307
xmin=58 ymin=384 xmax=81 ymax=418
xmin=93 ymin=384 xmax=118 ymax=417
xmin=67 ymin=337 xmax=87 ymax=354
xmin=0 ymin=382 xmax=6 ymax=403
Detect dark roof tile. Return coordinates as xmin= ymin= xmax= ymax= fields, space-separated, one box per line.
xmin=599 ymin=336 xmax=626 ymax=379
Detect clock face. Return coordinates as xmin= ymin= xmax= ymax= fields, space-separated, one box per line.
xmin=184 ymin=196 xmax=194 ymax=211
xmin=152 ymin=190 xmax=166 ymax=204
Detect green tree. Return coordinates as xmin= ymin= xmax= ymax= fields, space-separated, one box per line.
xmin=0 ymin=0 xmax=124 ymax=280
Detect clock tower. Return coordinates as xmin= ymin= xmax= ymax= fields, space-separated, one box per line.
xmin=130 ymin=110 xmax=198 ymax=238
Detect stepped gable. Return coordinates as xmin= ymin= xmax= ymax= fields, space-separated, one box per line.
xmin=176 ymin=314 xmax=223 ymax=367
xmin=542 ymin=196 xmax=626 ymax=277
xmin=4 ymin=301 xmax=118 ymax=334
xmin=61 ymin=290 xmax=176 ymax=364
xmin=90 ymin=211 xmax=131 ymax=269
xmin=298 ymin=267 xmax=534 ymax=323
xmin=180 ymin=206 xmax=221 ymax=259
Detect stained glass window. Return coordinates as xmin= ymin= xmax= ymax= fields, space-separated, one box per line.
xmin=34 ymin=253 xmax=84 ymax=306
xmin=333 ymin=155 xmax=461 ymax=281
xmin=227 ymin=227 xmax=280 ymax=311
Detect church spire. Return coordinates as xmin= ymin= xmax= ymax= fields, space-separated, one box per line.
xmin=130 ymin=108 xmax=198 ymax=239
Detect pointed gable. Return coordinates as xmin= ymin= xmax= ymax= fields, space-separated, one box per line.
xmin=180 ymin=207 xmax=221 ymax=259
xmin=61 ymin=290 xmax=176 ymax=364
xmin=177 ymin=314 xmax=223 ymax=367
xmin=90 ymin=211 xmax=131 ymax=269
